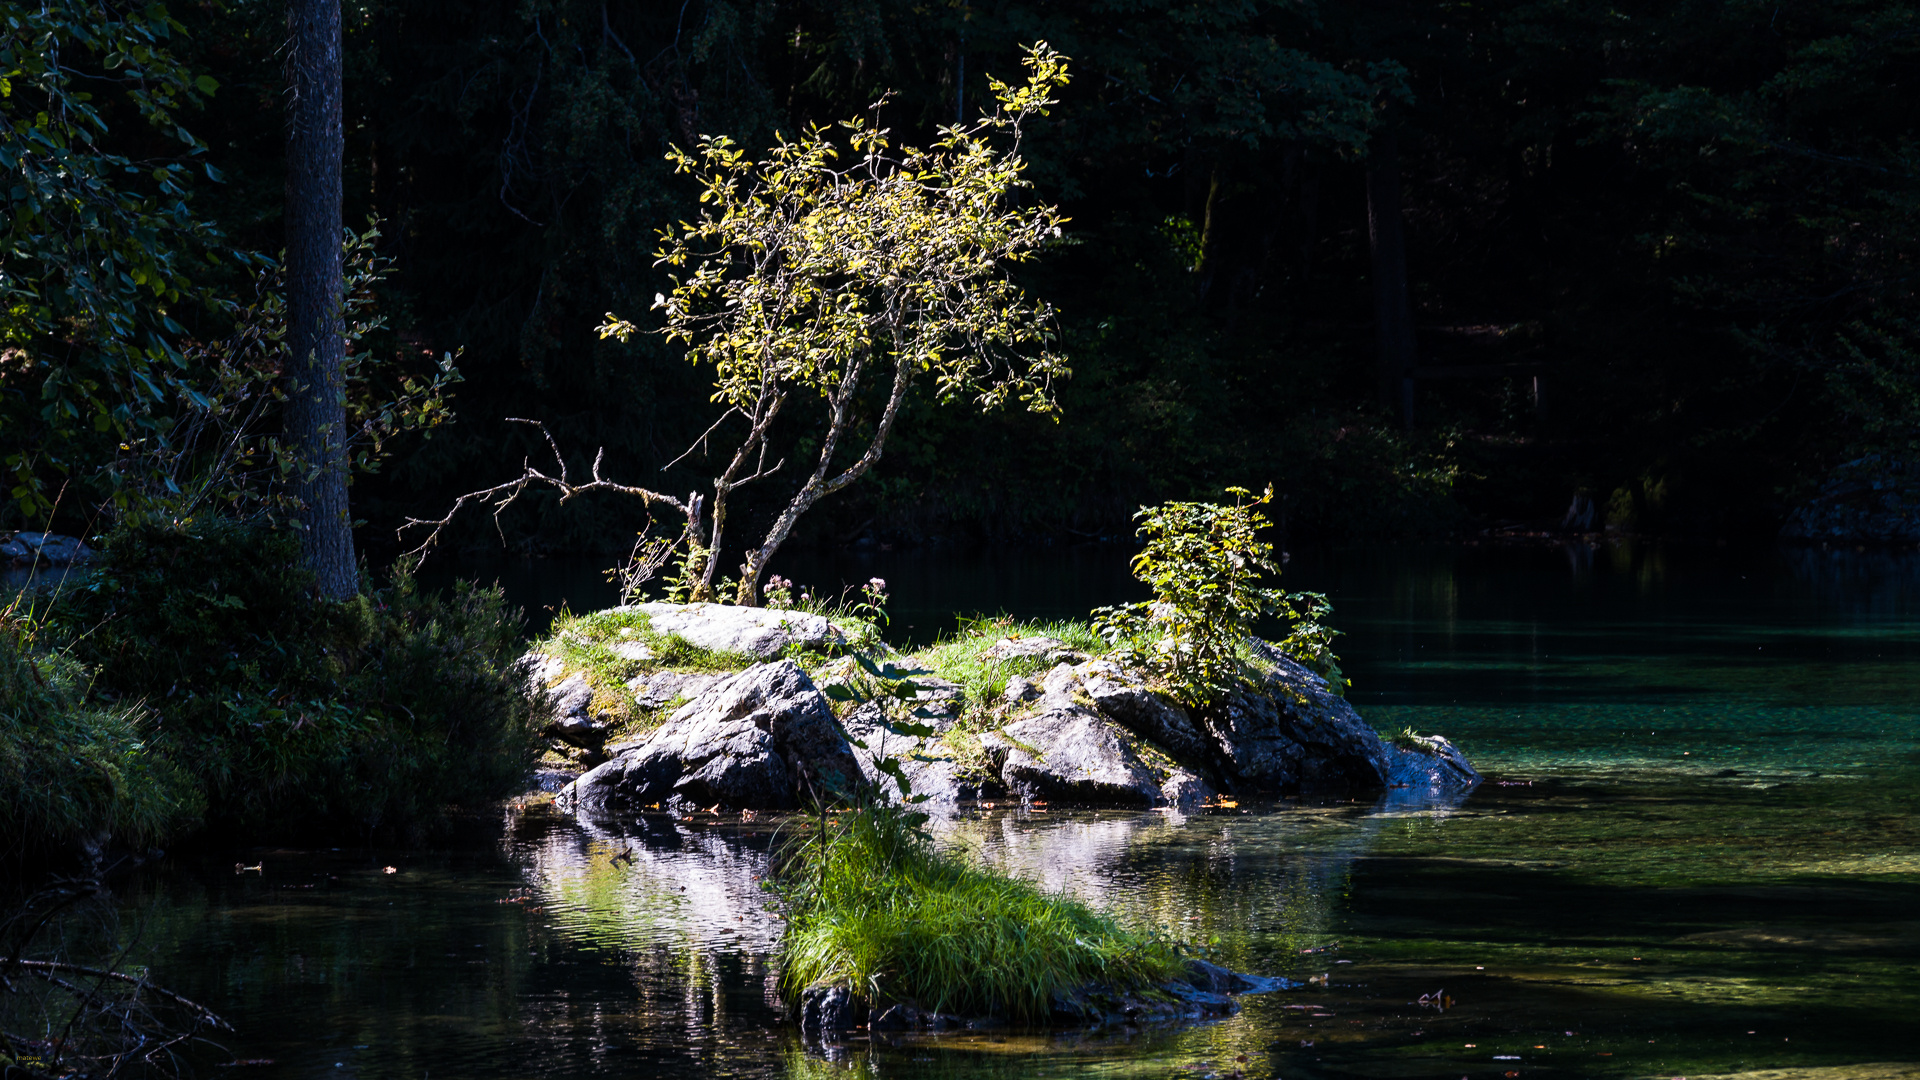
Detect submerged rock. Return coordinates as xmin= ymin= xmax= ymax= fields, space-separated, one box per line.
xmin=797 ymin=984 xmax=856 ymax=1037
xmin=1381 ymin=733 xmax=1479 ymax=789
xmin=557 ymin=660 xmax=862 ymax=813
xmin=1160 ymin=768 xmax=1215 ymax=808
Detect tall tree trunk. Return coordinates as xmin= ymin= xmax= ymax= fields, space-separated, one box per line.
xmin=286 ymin=0 xmax=354 ymax=597
xmin=1366 ymin=129 xmax=1416 ymax=428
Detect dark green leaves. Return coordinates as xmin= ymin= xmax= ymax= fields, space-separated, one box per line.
xmin=1 ymin=0 xmax=229 ymax=515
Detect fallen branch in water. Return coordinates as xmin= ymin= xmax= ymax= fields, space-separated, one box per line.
xmin=9 ymin=960 xmax=231 ymax=1030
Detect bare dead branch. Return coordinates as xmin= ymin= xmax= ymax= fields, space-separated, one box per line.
xmin=397 ymin=419 xmax=688 ymax=563
xmin=662 ymin=406 xmax=744 ymax=471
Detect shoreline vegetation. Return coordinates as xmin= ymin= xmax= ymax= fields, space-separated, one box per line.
xmin=2 ymin=517 xmax=540 ymax=866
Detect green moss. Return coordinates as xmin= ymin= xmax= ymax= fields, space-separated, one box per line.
xmin=774 ymin=807 xmax=1187 ymax=1022
xmin=1388 ymin=725 xmax=1438 ymax=753
xmin=534 ymin=607 xmax=757 ymax=731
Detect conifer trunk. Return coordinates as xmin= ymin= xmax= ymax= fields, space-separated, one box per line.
xmin=285 ymin=0 xmax=355 ymax=597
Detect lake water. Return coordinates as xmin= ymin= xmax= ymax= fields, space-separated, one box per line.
xmin=97 ymin=542 xmax=1920 ymax=1078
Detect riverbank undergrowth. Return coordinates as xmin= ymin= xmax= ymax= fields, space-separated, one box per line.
xmin=0 ymin=614 xmax=201 ymax=861
xmin=913 ymin=616 xmax=1110 ymax=709
xmin=28 ymin=518 xmax=540 ymax=847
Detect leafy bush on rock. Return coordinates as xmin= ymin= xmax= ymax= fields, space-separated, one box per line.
xmin=1094 ymin=487 xmax=1343 ymax=707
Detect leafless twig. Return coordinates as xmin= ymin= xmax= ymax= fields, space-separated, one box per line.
xmin=398 ymin=418 xmax=690 ymax=562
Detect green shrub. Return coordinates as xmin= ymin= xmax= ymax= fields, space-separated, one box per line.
xmin=773 ymin=806 xmax=1185 ymax=1021
xmin=0 ymin=614 xmax=201 ymax=860
xmin=1093 ymin=487 xmax=1343 ymax=706
xmin=53 ymin=518 xmax=539 ymax=839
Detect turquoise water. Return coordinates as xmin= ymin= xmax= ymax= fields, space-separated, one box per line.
xmin=82 ymin=543 xmax=1920 ymax=1078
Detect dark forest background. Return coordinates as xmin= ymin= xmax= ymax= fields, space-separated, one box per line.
xmin=14 ymin=0 xmax=1920 ymax=561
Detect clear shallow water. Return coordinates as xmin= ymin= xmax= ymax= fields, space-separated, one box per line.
xmin=110 ymin=542 xmax=1920 ymax=1078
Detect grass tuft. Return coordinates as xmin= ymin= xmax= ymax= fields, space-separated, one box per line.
xmin=1 ymin=614 xmax=202 ymax=858
xmin=773 ymin=806 xmax=1185 ymax=1022
xmin=911 ymin=616 xmax=1109 ymax=711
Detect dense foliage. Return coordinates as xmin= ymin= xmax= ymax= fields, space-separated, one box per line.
xmin=8 ymin=0 xmax=1920 ymax=550
xmin=597 ymin=44 xmax=1073 ymax=602
xmin=1096 ymin=488 xmax=1340 ymax=707
xmin=1 ymin=0 xmax=234 ymax=516
xmin=49 ymin=519 xmax=539 ymax=839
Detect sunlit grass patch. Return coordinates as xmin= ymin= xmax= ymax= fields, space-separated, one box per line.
xmin=774 ymin=807 xmax=1185 ymax=1022
xmin=910 ymin=616 xmax=1110 ymax=709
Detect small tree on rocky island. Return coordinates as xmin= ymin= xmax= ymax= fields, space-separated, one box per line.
xmin=1094 ymin=487 xmax=1344 ymax=708
xmin=592 ymin=43 xmax=1070 ymax=604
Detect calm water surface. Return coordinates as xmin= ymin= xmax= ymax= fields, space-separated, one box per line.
xmin=119 ymin=543 xmax=1920 ymax=1078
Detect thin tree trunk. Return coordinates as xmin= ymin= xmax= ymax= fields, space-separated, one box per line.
xmin=695 ymin=388 xmax=786 ymax=601
xmin=736 ymin=337 xmax=913 ymax=606
xmin=1296 ymin=157 xmax=1320 ymax=282
xmin=286 ymin=0 xmax=353 ymax=597
xmin=1195 ymin=163 xmax=1223 ymax=304
xmin=1366 ymin=129 xmax=1416 ymax=428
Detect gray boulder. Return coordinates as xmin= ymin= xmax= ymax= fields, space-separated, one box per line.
xmin=3 ymin=532 xmax=93 ymax=567
xmin=627 ymin=602 xmax=849 ymax=659
xmin=627 ymin=669 xmax=724 ymax=710
xmin=558 ymin=660 xmax=861 ymax=813
xmin=842 ymin=700 xmax=993 ymax=806
xmin=1001 ymin=674 xmax=1040 ymax=705
xmin=812 ymin=656 xmax=963 ymax=731
xmin=798 ymin=984 xmax=855 ymax=1037
xmin=1160 ymin=768 xmax=1215 ymax=808
xmin=1034 ymin=642 xmax=1477 ymax=796
xmin=994 ymin=706 xmax=1162 ymax=806
xmin=1066 ymin=660 xmax=1213 ymax=764
xmin=543 ymin=674 xmax=605 ymax=750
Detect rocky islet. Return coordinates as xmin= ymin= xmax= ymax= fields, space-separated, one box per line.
xmin=541 ymin=604 xmax=1478 ymax=815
